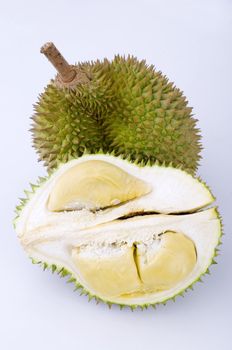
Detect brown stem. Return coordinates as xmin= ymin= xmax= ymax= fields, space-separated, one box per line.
xmin=40 ymin=42 xmax=77 ymax=83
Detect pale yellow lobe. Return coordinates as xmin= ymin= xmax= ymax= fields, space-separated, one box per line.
xmin=48 ymin=160 xmax=151 ymax=211
xmin=71 ymin=244 xmax=141 ymax=298
xmin=137 ymin=232 xmax=197 ymax=292
xmin=71 ymin=231 xmax=197 ymax=299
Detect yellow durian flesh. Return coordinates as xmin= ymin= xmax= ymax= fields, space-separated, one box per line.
xmin=136 ymin=231 xmax=197 ymax=292
xmin=72 ymin=244 xmax=141 ymax=298
xmin=71 ymin=231 xmax=196 ymax=299
xmin=48 ymin=160 xmax=151 ymax=212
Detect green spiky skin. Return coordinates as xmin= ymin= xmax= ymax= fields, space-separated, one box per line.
xmin=103 ymin=56 xmax=201 ymax=174
xmin=14 ymin=156 xmax=222 ymax=310
xmin=32 ymin=60 xmax=113 ymax=169
xmin=32 ymin=55 xmax=201 ymax=173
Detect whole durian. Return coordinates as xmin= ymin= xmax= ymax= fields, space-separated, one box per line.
xmin=14 ymin=154 xmax=221 ymax=308
xmin=32 ymin=43 xmax=201 ymax=173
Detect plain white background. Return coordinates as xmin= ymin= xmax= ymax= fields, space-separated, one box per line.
xmin=0 ymin=0 xmax=231 ymax=349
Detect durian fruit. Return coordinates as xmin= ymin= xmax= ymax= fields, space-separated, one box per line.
xmin=32 ymin=43 xmax=201 ymax=173
xmin=14 ymin=154 xmax=221 ymax=308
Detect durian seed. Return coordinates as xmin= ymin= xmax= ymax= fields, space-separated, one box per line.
xmin=47 ymin=160 xmax=152 ymax=212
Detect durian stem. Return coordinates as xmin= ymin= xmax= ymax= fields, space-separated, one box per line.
xmin=40 ymin=42 xmax=77 ymax=83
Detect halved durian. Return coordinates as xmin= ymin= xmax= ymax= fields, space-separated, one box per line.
xmin=15 ymin=154 xmax=221 ymax=308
